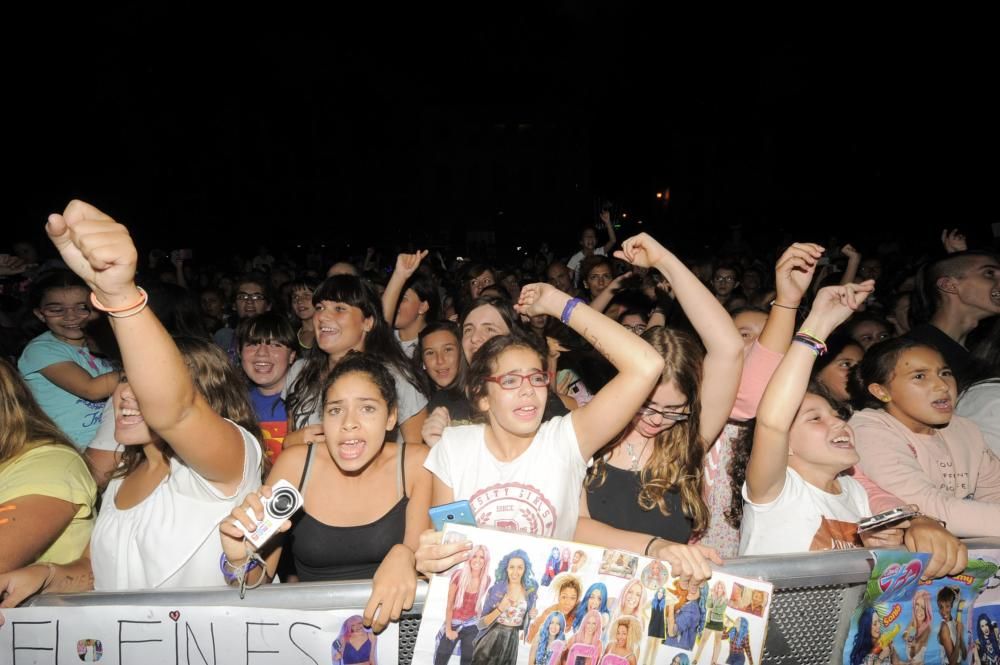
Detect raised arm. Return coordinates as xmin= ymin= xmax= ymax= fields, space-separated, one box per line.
xmin=630 ymin=235 xmax=745 ymax=445
xmin=599 ymin=210 xmax=617 ymax=253
xmin=45 ymin=201 xmax=245 ymax=489
xmin=381 ymin=250 xmax=428 ymax=323
xmin=514 ymin=280 xmax=664 ymax=460
xmin=746 ymin=281 xmax=874 ymax=503
xmin=838 ymin=245 xmax=861 ymax=286
xmin=757 ymin=242 xmax=822 ymax=354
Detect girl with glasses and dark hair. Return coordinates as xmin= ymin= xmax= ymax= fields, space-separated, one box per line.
xmin=577 ymin=233 xmax=745 ymax=588
xmin=416 ymin=256 xmax=664 ymax=574
xmin=18 ymin=270 xmax=117 ymax=448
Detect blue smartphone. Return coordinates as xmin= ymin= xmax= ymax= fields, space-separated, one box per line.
xmin=429 ymin=500 xmax=477 ymax=531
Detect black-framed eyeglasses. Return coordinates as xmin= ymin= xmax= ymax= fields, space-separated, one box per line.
xmin=622 ymin=323 xmax=647 ymax=335
xmin=637 ymin=404 xmax=689 ymax=422
xmin=486 ymin=372 xmax=550 ymax=390
xmin=236 ymin=293 xmax=267 ymax=302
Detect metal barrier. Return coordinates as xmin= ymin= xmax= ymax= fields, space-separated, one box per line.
xmin=26 ymin=538 xmax=1000 ymax=664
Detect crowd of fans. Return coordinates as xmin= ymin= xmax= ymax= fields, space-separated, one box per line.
xmin=0 ymin=201 xmax=998 ymax=643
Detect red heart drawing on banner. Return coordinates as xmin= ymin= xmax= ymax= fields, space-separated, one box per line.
xmin=169 ymin=611 xmax=180 ymax=622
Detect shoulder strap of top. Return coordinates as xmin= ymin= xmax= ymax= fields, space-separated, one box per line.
xmin=396 ymin=442 xmax=407 ymax=500
xmin=299 ymin=442 xmax=318 ymax=492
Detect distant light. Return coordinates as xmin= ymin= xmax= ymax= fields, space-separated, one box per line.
xmin=516 ymin=246 xmax=522 ymax=251
xmin=622 ymin=213 xmax=628 ymax=218
xmin=637 ymin=220 xmax=643 ymax=224
xmin=656 ymin=192 xmax=663 ymax=199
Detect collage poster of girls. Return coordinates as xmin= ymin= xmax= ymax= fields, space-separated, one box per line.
xmin=843 ymin=550 xmax=1000 ymax=665
xmin=414 ymin=524 xmax=772 ymax=665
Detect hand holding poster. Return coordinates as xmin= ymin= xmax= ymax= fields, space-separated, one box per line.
xmin=414 ymin=524 xmax=773 ymax=665
xmin=842 ymin=550 xmax=999 ymax=665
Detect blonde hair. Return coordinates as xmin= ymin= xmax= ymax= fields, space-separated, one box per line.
xmin=0 ymin=358 xmax=78 ymax=464
xmin=115 ymin=337 xmax=264 ymax=478
xmin=587 ymin=326 xmax=709 ymax=533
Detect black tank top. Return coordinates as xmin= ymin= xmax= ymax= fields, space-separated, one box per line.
xmin=586 ymin=464 xmax=693 ymax=543
xmin=288 ymin=443 xmax=409 ymax=581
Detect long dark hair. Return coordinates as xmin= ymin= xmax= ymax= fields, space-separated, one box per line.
xmin=287 ymin=275 xmax=423 ymax=427
xmin=415 ymin=320 xmax=466 ymax=394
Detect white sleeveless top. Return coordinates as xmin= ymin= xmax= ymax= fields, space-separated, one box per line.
xmin=91 ymin=421 xmax=262 ymax=590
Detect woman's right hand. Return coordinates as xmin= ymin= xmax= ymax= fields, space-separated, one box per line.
xmin=414 ymin=529 xmax=472 ymax=576
xmin=0 ymin=564 xmax=50 ymax=610
xmin=774 ymin=243 xmax=823 ymax=308
xmin=804 ymin=281 xmax=875 ymax=337
xmin=445 ymin=626 xmax=459 ymax=641
xmin=45 ymin=200 xmax=141 ymax=308
xmin=394 ymin=250 xmax=428 ymax=281
xmin=421 ymin=407 xmax=451 ymax=447
xmin=219 ymin=485 xmax=291 ymax=563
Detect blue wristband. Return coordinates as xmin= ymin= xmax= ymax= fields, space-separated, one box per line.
xmin=220 ymin=552 xmax=258 ymax=583
xmin=560 ymin=298 xmax=584 ymax=325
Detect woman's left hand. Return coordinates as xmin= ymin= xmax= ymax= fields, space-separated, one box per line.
xmin=364 ymin=544 xmax=418 ymax=633
xmin=904 ymin=516 xmax=968 ymax=579
xmin=649 ymin=541 xmax=722 ymax=590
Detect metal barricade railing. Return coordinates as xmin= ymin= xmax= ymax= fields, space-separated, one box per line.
xmin=26 ymin=538 xmax=1000 ymax=664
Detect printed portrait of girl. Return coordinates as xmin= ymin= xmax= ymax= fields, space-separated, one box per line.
xmin=472 ymin=549 xmax=539 ymax=665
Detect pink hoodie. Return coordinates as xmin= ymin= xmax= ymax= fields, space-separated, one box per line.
xmin=849 ymin=408 xmax=1000 ymax=537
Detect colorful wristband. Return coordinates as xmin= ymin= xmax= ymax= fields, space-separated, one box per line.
xmin=220 ymin=552 xmax=259 ymax=584
xmin=560 ymin=298 xmax=584 ymax=325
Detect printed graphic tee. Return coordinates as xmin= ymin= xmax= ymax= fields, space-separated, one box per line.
xmin=424 ymin=414 xmax=587 ymax=541
xmin=739 ymin=467 xmax=870 ymax=555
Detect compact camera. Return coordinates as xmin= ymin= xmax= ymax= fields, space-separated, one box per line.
xmin=237 ymin=479 xmax=303 ymax=549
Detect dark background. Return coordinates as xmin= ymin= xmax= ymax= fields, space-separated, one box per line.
xmin=8 ymin=7 xmax=999 ymax=262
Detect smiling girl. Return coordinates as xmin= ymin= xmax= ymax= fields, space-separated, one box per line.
xmin=18 ymin=270 xmax=118 ymax=448
xmin=284 ymin=275 xmax=428 ymax=446
xmin=849 ymin=338 xmax=1000 ymax=537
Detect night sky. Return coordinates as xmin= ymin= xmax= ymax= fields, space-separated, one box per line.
xmin=9 ymin=8 xmax=999 ymax=262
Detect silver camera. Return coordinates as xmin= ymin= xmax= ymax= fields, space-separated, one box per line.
xmin=237 ymin=479 xmax=303 ymax=548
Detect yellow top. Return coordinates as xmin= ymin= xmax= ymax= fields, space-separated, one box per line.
xmin=0 ymin=444 xmax=97 ymax=564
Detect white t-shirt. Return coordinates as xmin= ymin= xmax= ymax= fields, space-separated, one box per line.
xmin=87 ymin=400 xmax=119 ymax=452
xmin=90 ymin=421 xmax=262 ymax=590
xmin=566 ymin=247 xmax=606 ymax=283
xmin=739 ymin=468 xmax=870 ymax=555
xmin=424 ymin=414 xmax=587 ymax=541
xmin=957 ymin=380 xmax=1000 ymax=458
xmin=284 ymin=359 xmax=427 ymax=429
xmin=394 ymin=330 xmax=419 ymax=359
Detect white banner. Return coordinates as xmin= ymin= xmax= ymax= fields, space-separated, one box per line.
xmin=0 ymin=605 xmax=398 ymax=665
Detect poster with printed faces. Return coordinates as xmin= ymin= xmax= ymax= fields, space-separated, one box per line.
xmin=842 ymin=550 xmax=998 ymax=665
xmin=414 ymin=524 xmax=772 ymax=665
xmin=971 ymin=550 xmax=1000 ymax=665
